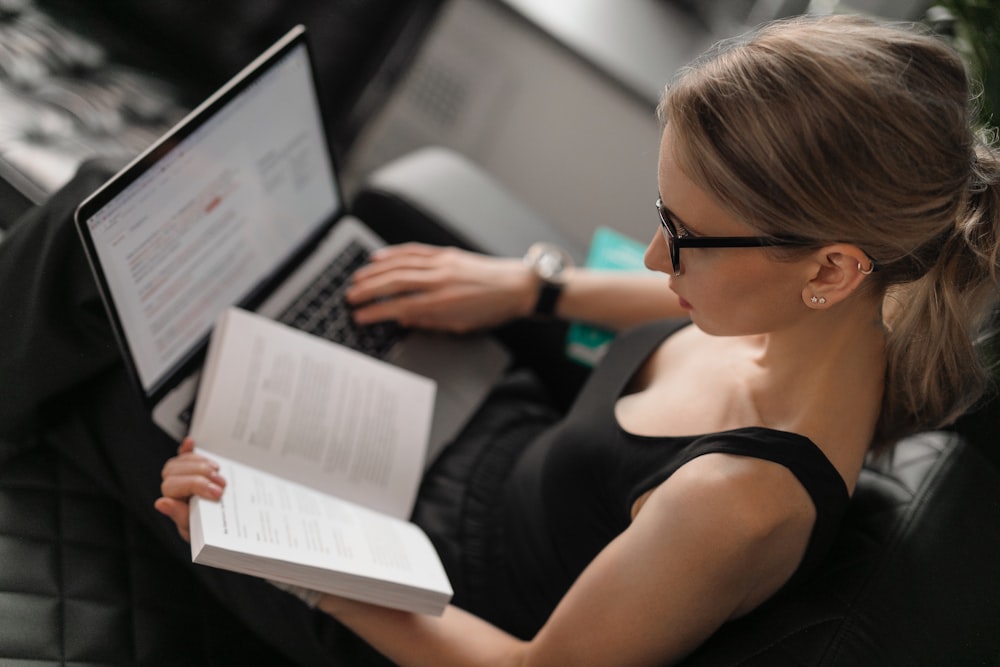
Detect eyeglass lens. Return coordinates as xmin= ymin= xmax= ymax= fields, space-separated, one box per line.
xmin=656 ymin=199 xmax=681 ymax=273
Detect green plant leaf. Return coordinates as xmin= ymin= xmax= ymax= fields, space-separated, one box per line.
xmin=936 ymin=0 xmax=1000 ymax=129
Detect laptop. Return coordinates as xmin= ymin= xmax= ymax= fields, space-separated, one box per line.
xmin=74 ymin=25 xmax=510 ymax=464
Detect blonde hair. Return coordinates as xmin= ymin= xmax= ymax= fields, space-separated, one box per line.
xmin=660 ymin=14 xmax=1000 ymax=450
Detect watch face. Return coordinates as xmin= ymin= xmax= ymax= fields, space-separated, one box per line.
xmin=526 ymin=242 xmax=573 ymax=282
xmin=536 ymin=252 xmax=566 ymax=280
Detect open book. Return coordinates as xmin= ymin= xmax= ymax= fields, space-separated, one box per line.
xmin=187 ymin=307 xmax=452 ymax=615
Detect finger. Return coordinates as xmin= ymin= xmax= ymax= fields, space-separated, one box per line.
xmin=161 ymin=454 xmax=223 ymax=482
xmin=354 ymin=244 xmax=464 ymax=282
xmin=350 ymin=251 xmax=448 ymax=290
xmin=154 ymin=497 xmax=191 ymax=542
xmin=348 ymin=265 xmax=419 ymax=303
xmin=347 ymin=267 xmax=452 ymax=306
xmin=352 ymin=289 xmax=450 ymax=325
xmin=177 ymin=437 xmax=195 ymax=455
xmin=354 ymin=244 xmax=444 ymax=278
xmin=160 ymin=472 xmax=226 ymax=502
xmin=169 ymin=450 xmax=220 ymax=469
xmin=368 ymin=242 xmax=441 ymax=260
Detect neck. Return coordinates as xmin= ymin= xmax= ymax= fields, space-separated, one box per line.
xmin=752 ymin=297 xmax=885 ymax=381
xmin=742 ymin=295 xmax=886 ymax=485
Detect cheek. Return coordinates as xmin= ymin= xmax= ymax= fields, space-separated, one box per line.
xmin=684 ymin=254 xmax=804 ymax=334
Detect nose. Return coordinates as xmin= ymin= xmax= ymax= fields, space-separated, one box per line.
xmin=644 ymin=229 xmax=672 ymax=273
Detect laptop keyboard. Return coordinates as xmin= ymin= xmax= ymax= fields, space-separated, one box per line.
xmin=178 ymin=241 xmax=403 ymax=429
xmin=276 ymin=240 xmax=404 ymax=358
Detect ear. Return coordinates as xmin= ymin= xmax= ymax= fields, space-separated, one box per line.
xmin=801 ymin=244 xmax=872 ymax=308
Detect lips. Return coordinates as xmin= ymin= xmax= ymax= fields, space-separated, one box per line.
xmin=669 ymin=283 xmax=692 ymax=311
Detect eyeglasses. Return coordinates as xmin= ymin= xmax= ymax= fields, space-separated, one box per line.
xmin=656 ymin=198 xmax=813 ymax=275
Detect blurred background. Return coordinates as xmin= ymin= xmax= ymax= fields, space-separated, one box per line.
xmin=0 ymin=0 xmax=994 ymax=247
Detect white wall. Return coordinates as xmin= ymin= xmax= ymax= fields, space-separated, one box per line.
xmin=346 ymin=0 xmax=708 ymax=250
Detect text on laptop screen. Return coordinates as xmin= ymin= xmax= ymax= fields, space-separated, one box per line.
xmin=83 ymin=42 xmax=338 ymax=393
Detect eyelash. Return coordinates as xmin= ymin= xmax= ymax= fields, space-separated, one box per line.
xmin=675 ymin=223 xmax=693 ymax=238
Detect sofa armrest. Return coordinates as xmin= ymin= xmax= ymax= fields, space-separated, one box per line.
xmin=350 ymin=146 xmax=586 ymax=261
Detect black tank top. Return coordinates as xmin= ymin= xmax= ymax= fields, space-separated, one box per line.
xmin=490 ymin=319 xmax=850 ymax=638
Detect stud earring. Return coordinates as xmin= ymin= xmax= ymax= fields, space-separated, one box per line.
xmin=810 ymin=296 xmax=826 ymax=305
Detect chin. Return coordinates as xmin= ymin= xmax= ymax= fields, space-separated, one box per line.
xmin=687 ymin=313 xmax=724 ymax=336
xmin=688 ymin=313 xmax=763 ymax=338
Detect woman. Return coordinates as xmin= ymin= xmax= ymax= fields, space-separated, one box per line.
xmin=157 ymin=14 xmax=1000 ymax=666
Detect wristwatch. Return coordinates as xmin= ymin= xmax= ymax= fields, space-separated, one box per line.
xmin=523 ymin=242 xmax=574 ymax=316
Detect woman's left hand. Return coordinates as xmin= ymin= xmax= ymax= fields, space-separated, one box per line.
xmin=154 ymin=438 xmax=226 ymax=542
xmin=345 ymin=243 xmax=538 ymax=333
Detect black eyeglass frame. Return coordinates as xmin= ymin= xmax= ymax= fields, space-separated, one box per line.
xmin=655 ymin=198 xmax=814 ymax=275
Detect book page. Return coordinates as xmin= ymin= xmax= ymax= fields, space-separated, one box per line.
xmin=190 ymin=453 xmax=453 ymax=615
xmin=190 ymin=307 xmax=436 ymax=519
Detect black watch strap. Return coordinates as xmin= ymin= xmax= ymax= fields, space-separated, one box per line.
xmin=534 ymin=280 xmax=563 ymax=316
xmin=524 ymin=242 xmax=572 ymax=317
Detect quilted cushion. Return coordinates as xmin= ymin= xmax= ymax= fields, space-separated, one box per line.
xmin=0 ymin=436 xmax=297 ymax=666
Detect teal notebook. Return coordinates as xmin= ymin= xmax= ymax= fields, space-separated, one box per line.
xmin=565 ymin=227 xmax=647 ymax=367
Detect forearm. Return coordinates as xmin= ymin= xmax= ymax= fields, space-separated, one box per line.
xmin=552 ymin=268 xmax=684 ymax=330
xmin=318 ymin=597 xmax=526 ymax=667
xmin=348 ymin=245 xmax=682 ymax=334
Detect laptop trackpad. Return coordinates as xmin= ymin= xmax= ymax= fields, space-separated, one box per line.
xmin=391 ymin=332 xmax=510 ymax=467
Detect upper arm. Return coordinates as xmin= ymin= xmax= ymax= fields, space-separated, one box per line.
xmin=520 ymin=454 xmax=816 ymax=667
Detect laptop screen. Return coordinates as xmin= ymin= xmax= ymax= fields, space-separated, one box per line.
xmin=77 ymin=29 xmax=339 ymax=398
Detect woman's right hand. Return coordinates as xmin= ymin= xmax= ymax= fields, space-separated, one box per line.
xmin=154 ymin=438 xmax=226 ymax=542
xmin=346 ymin=243 xmax=539 ymax=333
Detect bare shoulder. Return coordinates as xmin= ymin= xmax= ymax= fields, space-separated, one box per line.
xmin=640 ymin=452 xmax=816 ymax=526
xmin=525 ymin=451 xmax=821 ymax=664
xmin=636 ymin=452 xmax=817 ymax=616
